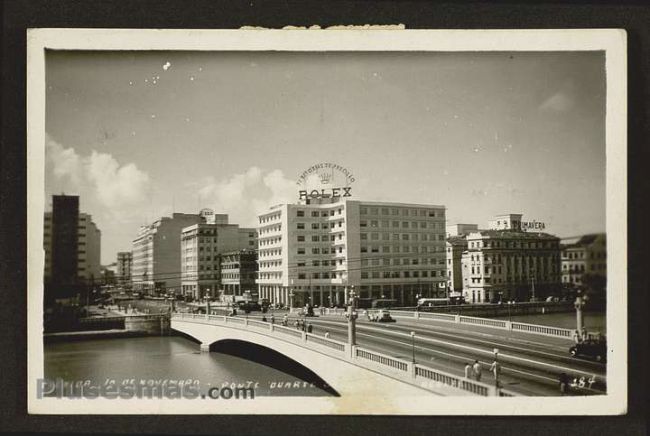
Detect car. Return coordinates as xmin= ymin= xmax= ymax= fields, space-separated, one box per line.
xmin=569 ymin=339 xmax=607 ymax=362
xmin=371 ymin=309 xmax=395 ymax=323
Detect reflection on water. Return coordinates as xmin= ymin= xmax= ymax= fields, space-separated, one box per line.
xmin=44 ymin=336 xmax=330 ymax=397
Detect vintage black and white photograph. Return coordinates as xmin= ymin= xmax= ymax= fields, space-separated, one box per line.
xmin=27 ymin=29 xmax=627 ymax=415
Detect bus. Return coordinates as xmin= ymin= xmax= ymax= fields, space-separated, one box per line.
xmin=371 ymin=299 xmax=398 ymax=309
xmin=417 ymin=297 xmax=451 ymax=308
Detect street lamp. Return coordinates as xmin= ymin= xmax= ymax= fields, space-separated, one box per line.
xmin=410 ymin=331 xmax=416 ymax=363
xmin=347 ymin=287 xmax=358 ymax=346
xmin=574 ymin=290 xmax=588 ymax=341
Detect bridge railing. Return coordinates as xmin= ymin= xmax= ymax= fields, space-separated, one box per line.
xmin=171 ymin=313 xmax=507 ymax=397
xmin=386 ymin=310 xmax=575 ymax=340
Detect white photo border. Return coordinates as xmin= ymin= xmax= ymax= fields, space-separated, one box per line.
xmin=27 ymin=28 xmax=627 ymax=415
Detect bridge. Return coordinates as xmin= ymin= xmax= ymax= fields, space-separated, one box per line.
xmin=171 ymin=313 xmax=506 ymax=398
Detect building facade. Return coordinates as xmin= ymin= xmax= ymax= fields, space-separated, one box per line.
xmin=131 ymin=212 xmax=204 ymax=295
xmin=43 ymin=195 xmax=102 ymax=302
xmin=256 ymin=198 xmax=447 ymax=307
xmin=179 ymin=216 xmax=257 ymax=300
xmin=116 ymin=251 xmax=133 ymax=288
xmin=220 ymin=249 xmax=258 ymax=297
xmin=460 ymin=214 xmax=561 ymax=303
xmin=560 ymin=233 xmax=607 ymax=291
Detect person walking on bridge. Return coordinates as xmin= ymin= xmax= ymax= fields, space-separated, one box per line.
xmin=464 ymin=362 xmax=472 ymax=379
xmin=472 ymin=360 xmax=482 ymax=382
xmin=489 ymin=359 xmax=501 ymax=388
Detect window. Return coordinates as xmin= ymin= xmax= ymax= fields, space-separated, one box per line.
xmin=360 ymin=233 xmax=367 ymax=240
xmin=360 ymin=220 xmax=367 ymax=227
xmin=312 ymin=235 xmax=319 ymax=242
xmin=297 ymin=248 xmax=305 ymax=255
xmin=312 ymin=223 xmax=319 ymax=230
xmin=297 ymin=210 xmax=305 ymax=217
xmin=312 ymin=260 xmax=320 ymax=266
xmin=311 ymin=211 xmax=319 ymax=217
xmin=297 ymin=235 xmax=305 ymax=242
xmin=312 ymin=248 xmax=320 ymax=254
xmin=298 ymin=273 xmax=306 ymax=279
xmin=297 ymin=223 xmax=305 ymax=229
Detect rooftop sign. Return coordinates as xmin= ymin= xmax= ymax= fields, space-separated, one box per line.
xmin=297 ymin=163 xmax=356 ymax=200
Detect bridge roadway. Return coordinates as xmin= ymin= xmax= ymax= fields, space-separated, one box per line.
xmin=240 ymin=312 xmax=607 ymax=397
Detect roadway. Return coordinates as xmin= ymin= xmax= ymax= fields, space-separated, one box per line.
xmin=237 ymin=311 xmax=607 ymax=397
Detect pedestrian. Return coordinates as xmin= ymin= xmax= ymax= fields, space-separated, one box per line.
xmin=307 ymin=323 xmax=313 ymax=333
xmin=489 ymin=360 xmax=501 ymax=387
xmin=262 ymin=315 xmax=267 ymax=323
xmin=472 ymin=360 xmax=482 ymax=382
xmin=558 ymin=372 xmax=569 ymax=395
xmin=270 ymin=314 xmax=275 ymax=324
xmin=464 ymin=362 xmax=472 ymax=379
xmin=324 ymin=331 xmax=330 ymax=339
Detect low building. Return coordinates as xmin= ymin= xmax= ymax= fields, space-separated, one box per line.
xmin=561 ymin=233 xmax=606 ymax=296
xmin=460 ymin=214 xmax=561 ymax=303
xmin=220 ymin=249 xmax=258 ymax=297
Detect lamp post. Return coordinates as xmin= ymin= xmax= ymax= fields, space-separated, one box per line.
xmin=410 ymin=331 xmax=416 ymax=363
xmin=347 ymin=287 xmax=358 ymax=346
xmin=289 ymin=290 xmax=295 ymax=311
xmin=493 ymin=348 xmax=500 ymax=388
xmin=574 ymin=290 xmax=588 ymax=341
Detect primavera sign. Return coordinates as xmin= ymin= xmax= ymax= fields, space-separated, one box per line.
xmin=296 ymin=163 xmax=356 ymax=200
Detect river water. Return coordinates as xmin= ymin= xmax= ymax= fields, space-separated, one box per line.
xmin=44 ymin=335 xmax=330 ymax=397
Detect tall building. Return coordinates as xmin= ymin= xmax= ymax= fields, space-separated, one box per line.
xmin=460 ymin=214 xmax=561 ymax=304
xmin=256 ymin=198 xmax=447 ymax=307
xmin=560 ymin=233 xmax=607 ymax=292
xmin=446 ymin=224 xmax=479 ymax=298
xmin=131 ymin=212 xmax=204 ymax=295
xmin=116 ymin=251 xmax=133 ymax=288
xmin=220 ymin=249 xmax=258 ymax=297
xmin=43 ymin=195 xmax=102 ymax=303
xmin=179 ymin=214 xmax=257 ymax=299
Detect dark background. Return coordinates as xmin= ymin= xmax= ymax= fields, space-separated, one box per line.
xmin=1 ymin=1 xmax=648 ymax=435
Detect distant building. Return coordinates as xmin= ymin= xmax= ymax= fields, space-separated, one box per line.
xmin=459 ymin=214 xmax=561 ymax=303
xmin=446 ymin=236 xmax=469 ymax=297
xmin=131 ymin=212 xmax=204 ymax=295
xmin=43 ymin=195 xmax=101 ymax=303
xmin=256 ymin=198 xmax=447 ymax=307
xmin=101 ymin=263 xmax=117 ymax=286
xmin=560 ymin=233 xmax=607 ymax=293
xmin=446 ymin=223 xmax=479 ymax=238
xmin=179 ymin=216 xmax=257 ymax=300
xmin=220 ymin=249 xmax=258 ymax=297
xmin=116 ymin=252 xmax=133 ymax=288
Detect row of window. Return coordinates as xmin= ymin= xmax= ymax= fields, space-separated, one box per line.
xmin=360 ymin=220 xmax=444 ymax=230
xmin=259 ymin=225 xmax=281 ymax=235
xmin=297 ymin=234 xmax=344 ymax=242
xmin=359 ymin=207 xmax=441 ymax=217
xmin=297 ymin=247 xmax=345 ymax=255
xmin=359 ymin=270 xmax=443 ymax=279
xmin=296 ymin=209 xmax=343 ymax=217
xmin=360 ymin=232 xmax=445 ymax=241
xmin=469 ymin=240 xmax=559 ymax=249
xmin=467 ymin=254 xmax=560 ymax=263
xmin=360 ymin=245 xmax=444 ymax=254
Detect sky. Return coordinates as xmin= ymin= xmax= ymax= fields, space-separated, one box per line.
xmin=44 ymin=50 xmax=606 ymax=264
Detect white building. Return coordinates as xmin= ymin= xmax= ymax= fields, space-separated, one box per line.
xmin=257 ymin=198 xmax=447 ymax=307
xmin=460 ymin=214 xmax=561 ymax=304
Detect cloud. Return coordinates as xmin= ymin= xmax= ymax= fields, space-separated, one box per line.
xmin=197 ymin=167 xmax=296 ymax=227
xmin=539 ymin=91 xmax=574 ymax=112
xmin=46 ymin=134 xmax=150 ymax=219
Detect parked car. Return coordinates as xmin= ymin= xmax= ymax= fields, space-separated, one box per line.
xmin=569 ymin=339 xmax=607 ymax=362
